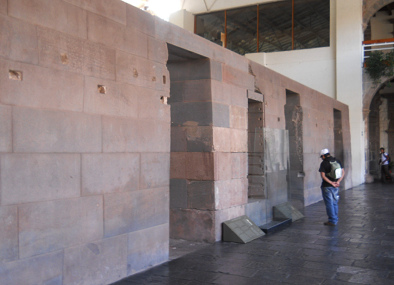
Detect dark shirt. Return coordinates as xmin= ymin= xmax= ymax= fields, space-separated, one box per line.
xmin=319 ymin=156 xmax=343 ymax=187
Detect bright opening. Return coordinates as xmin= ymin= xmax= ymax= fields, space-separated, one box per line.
xmin=122 ymin=0 xmax=181 ymax=21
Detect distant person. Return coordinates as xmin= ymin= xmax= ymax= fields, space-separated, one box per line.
xmin=379 ymin=147 xmax=391 ymax=183
xmin=319 ymin=149 xmax=345 ymax=226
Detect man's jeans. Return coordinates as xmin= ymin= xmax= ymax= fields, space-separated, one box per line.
xmin=321 ymin=186 xmax=339 ymax=224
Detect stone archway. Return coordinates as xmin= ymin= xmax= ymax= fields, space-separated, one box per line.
xmin=363 ymin=0 xmax=394 ymax=31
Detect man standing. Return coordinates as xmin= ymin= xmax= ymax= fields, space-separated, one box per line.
xmin=319 ymin=149 xmax=345 ymax=226
xmin=379 ymin=147 xmax=390 ymax=183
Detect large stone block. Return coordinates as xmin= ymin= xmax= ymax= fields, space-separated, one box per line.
xmin=64 ymin=0 xmax=127 ymax=25
xmin=148 ymin=37 xmax=168 ymax=64
xmin=0 ymin=105 xmax=12 ymax=152
xmin=212 ymin=102 xmax=230 ymax=128
xmin=170 ymin=179 xmax=187 ymax=209
xmin=102 ymin=116 xmax=139 ymax=152
xmin=88 ymin=12 xmax=147 ymax=58
xmin=0 ymin=15 xmax=38 ymax=64
xmin=222 ymin=65 xmax=254 ymax=89
xmin=84 ymin=77 xmax=141 ymax=118
xmin=13 ymin=107 xmax=102 ymax=153
xmin=139 ymin=91 xmax=171 ymax=122
xmin=82 ymin=153 xmax=139 ymax=196
xmin=170 ymin=208 xmax=215 ymax=242
xmin=211 ymin=80 xmax=230 ymax=105
xmin=0 ymin=59 xmax=84 ymax=111
xmin=0 ymin=251 xmax=63 ymax=285
xmin=185 ymin=126 xmax=213 ymax=152
xmin=1 ymin=154 xmax=80 ymax=205
xmin=19 ymin=196 xmax=103 ymax=259
xmin=138 ymin=120 xmax=170 ymax=153
xmin=185 ymin=152 xmax=215 ymax=180
xmin=170 ymin=127 xmax=187 ymax=152
xmin=231 ymin=152 xmax=248 ymax=179
xmin=170 ymin=152 xmax=186 ymax=179
xmin=116 ymin=51 xmax=159 ymax=89
xmin=231 ymin=129 xmax=248 ymax=152
xmin=213 ymin=127 xmax=232 ymax=152
xmin=222 ymin=83 xmax=248 ymax=108
xmin=37 ymin=27 xmax=116 ymax=80
xmin=9 ymin=0 xmax=87 ymax=39
xmin=104 ymin=187 xmax=169 ymax=237
xmin=170 ymin=102 xmax=213 ymax=126
xmin=170 ymin=80 xmax=211 ymax=103
xmin=0 ymin=206 xmax=18 ymax=262
xmin=64 ymin=235 xmax=127 ymax=285
xmin=187 ymin=181 xmax=215 ymax=210
xmin=126 ymin=3 xmax=155 ymax=35
xmin=214 ymin=152 xmax=232 ymax=181
xmin=214 ymin=178 xmax=248 ymax=210
xmin=127 ymin=224 xmax=169 ymax=275
xmin=167 ymin=59 xmax=211 ymax=81
xmin=140 ymin=153 xmax=170 ymax=189
xmin=230 ymin=105 xmax=247 ymax=130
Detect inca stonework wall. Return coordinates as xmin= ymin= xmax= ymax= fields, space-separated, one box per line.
xmin=0 ymin=0 xmax=352 ymax=284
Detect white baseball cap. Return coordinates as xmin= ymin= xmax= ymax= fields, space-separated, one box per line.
xmin=320 ymin=148 xmax=329 ymax=156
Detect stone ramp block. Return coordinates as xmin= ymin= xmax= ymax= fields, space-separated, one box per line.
xmin=273 ymin=202 xmax=304 ymax=222
xmin=222 ymin=215 xmax=265 ymax=244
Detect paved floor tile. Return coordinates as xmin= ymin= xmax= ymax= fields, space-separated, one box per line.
xmin=111 ymin=183 xmax=394 ymax=285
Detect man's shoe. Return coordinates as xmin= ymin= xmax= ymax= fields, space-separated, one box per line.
xmin=324 ymin=222 xmax=336 ymax=226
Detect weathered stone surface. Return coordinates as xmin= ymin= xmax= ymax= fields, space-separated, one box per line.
xmin=64 ymin=0 xmax=127 ymax=25
xmin=167 ymin=59 xmax=211 ymax=81
xmin=82 ymin=153 xmax=139 ymax=195
xmin=213 ymin=127 xmax=232 ymax=152
xmin=63 ymin=235 xmax=128 ymax=285
xmin=139 ymin=91 xmax=171 ymax=122
xmin=170 ymin=208 xmax=215 ymax=242
xmin=214 ymin=152 xmax=232 ymax=181
xmin=126 ymin=3 xmax=155 ymax=35
xmin=0 ymin=105 xmax=12 ymax=152
xmin=0 ymin=251 xmax=63 ymax=285
xmin=88 ymin=12 xmax=147 ymax=58
xmin=187 ymin=181 xmax=215 ymax=210
xmin=148 ymin=37 xmax=168 ymax=64
xmin=13 ymin=107 xmax=102 ymax=153
xmin=84 ymin=77 xmax=140 ymax=118
xmin=170 ymin=127 xmax=187 ymax=152
xmin=222 ymin=65 xmax=254 ymax=89
xmin=214 ymin=178 xmax=248 ymax=210
xmin=116 ymin=51 xmax=159 ymax=89
xmin=1 ymin=154 xmax=80 ymax=205
xmin=170 ymin=80 xmax=211 ymax=103
xmin=223 ymin=83 xmax=248 ymax=108
xmin=19 ymin=196 xmax=103 ymax=259
xmin=0 ymin=15 xmax=38 ymax=64
xmin=212 ymin=103 xmax=230 ymax=128
xmin=185 ymin=152 xmax=215 ymax=180
xmin=170 ymin=179 xmax=187 ymax=209
xmin=0 ymin=0 xmax=6 ymax=14
xmin=231 ymin=152 xmax=248 ymax=179
xmin=0 ymin=206 xmax=18 ymax=262
xmin=138 ymin=120 xmax=170 ymax=152
xmin=9 ymin=0 xmax=87 ymax=39
xmin=127 ymin=224 xmax=169 ymax=275
xmin=231 ymin=129 xmax=248 ymax=152
xmin=0 ymin=59 xmax=84 ymax=111
xmin=140 ymin=153 xmax=170 ymax=189
xmin=102 ymin=116 xmax=139 ymax=153
xmin=230 ymin=105 xmax=248 ymax=130
xmin=104 ymin=187 xmax=169 ymax=237
xmin=170 ymin=102 xmax=213 ymax=126
xmin=38 ymin=26 xmax=116 ymax=80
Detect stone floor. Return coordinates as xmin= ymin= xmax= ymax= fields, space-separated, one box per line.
xmin=112 ymin=182 xmax=394 ymax=285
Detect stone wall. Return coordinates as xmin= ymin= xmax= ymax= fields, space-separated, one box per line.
xmin=0 ymin=1 xmax=170 ymax=284
xmin=0 ymin=0 xmax=353 ymax=284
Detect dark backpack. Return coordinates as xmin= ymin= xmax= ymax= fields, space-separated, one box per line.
xmin=327 ymin=159 xmax=342 ymax=179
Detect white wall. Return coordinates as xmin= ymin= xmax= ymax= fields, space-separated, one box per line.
xmin=336 ymin=0 xmax=364 ymax=186
xmin=169 ymin=9 xmax=195 ymax=33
